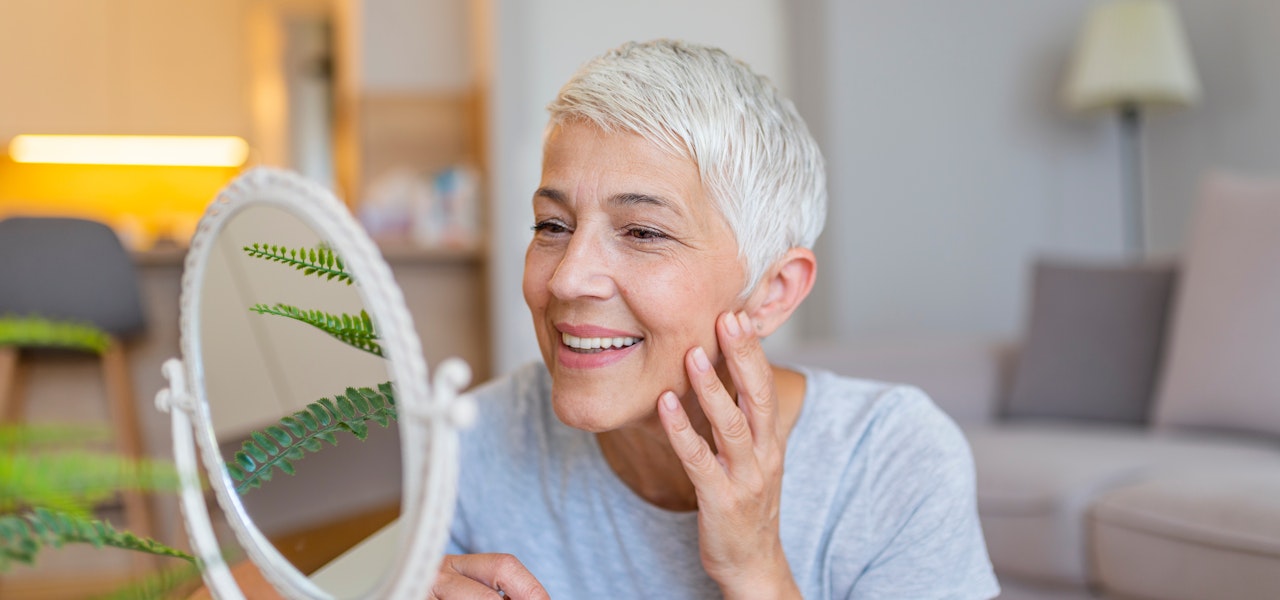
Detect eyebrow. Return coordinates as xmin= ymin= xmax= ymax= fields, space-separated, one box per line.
xmin=534 ymin=187 xmax=684 ymax=217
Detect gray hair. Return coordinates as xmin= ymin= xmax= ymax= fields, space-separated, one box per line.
xmin=546 ymin=39 xmax=827 ymax=295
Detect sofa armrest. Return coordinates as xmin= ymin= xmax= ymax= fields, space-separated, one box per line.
xmin=770 ymin=335 xmax=1018 ymax=426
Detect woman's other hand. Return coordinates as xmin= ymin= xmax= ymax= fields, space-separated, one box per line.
xmin=658 ymin=311 xmax=802 ymax=600
xmin=430 ymin=554 xmax=549 ymax=599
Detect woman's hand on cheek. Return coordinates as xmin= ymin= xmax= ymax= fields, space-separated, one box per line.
xmin=657 ymin=311 xmax=801 ymax=600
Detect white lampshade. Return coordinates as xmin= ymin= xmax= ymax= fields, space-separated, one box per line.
xmin=1064 ymin=0 xmax=1201 ymax=112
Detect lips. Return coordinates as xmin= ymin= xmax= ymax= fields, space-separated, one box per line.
xmin=554 ymin=323 xmax=643 ymax=368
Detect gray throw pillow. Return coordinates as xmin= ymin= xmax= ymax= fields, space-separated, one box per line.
xmin=1004 ymin=260 xmax=1177 ymax=424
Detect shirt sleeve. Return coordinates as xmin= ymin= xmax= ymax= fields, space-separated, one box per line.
xmin=849 ymin=387 xmax=1001 ymax=600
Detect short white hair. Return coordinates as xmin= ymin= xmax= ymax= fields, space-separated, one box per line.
xmin=546 ymin=39 xmax=827 ymax=295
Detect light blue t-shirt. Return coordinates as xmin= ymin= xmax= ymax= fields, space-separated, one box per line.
xmin=447 ymin=363 xmax=1000 ymax=599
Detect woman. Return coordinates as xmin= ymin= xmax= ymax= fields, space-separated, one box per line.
xmin=432 ymin=40 xmax=999 ymax=599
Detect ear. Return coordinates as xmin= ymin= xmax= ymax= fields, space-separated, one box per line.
xmin=743 ymin=247 xmax=817 ymax=338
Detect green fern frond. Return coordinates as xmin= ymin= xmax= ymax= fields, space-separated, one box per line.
xmin=92 ymin=560 xmax=205 ymax=600
xmin=0 ymin=424 xmax=112 ymax=449
xmin=0 ymin=315 xmax=109 ymax=354
xmin=248 ymin=303 xmax=382 ymax=357
xmin=0 ymin=451 xmax=183 ymax=516
xmin=227 ymin=382 xmax=398 ymax=495
xmin=243 ymin=243 xmax=353 ymax=285
xmin=0 ymin=508 xmax=194 ymax=571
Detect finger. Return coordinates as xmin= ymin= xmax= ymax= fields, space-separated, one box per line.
xmin=440 ymin=554 xmax=550 ymax=600
xmin=685 ymin=344 xmax=756 ymax=470
xmin=658 ymin=390 xmax=727 ymax=489
xmin=719 ymin=311 xmax=778 ymax=449
xmin=431 ymin=572 xmax=507 ymax=599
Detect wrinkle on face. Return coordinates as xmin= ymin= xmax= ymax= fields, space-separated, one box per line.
xmin=524 ymin=122 xmax=748 ymax=433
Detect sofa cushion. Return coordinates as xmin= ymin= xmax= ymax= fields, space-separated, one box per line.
xmin=1091 ymin=463 xmax=1280 ymax=600
xmin=1153 ymin=173 xmax=1280 ymax=437
xmin=965 ymin=422 xmax=1280 ymax=586
xmin=1005 ymin=259 xmax=1176 ymax=424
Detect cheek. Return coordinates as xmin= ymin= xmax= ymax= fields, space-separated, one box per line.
xmin=625 ymin=255 xmax=741 ymax=355
xmin=522 ymin=246 xmax=551 ymax=307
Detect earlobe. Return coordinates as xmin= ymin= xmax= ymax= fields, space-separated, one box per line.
xmin=746 ymin=248 xmax=817 ymax=337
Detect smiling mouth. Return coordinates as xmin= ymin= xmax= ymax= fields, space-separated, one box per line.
xmin=561 ymin=332 xmax=643 ymax=354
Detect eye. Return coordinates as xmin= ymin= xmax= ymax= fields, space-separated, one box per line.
xmin=532 ymin=219 xmax=571 ymax=235
xmin=625 ymin=226 xmax=668 ymax=241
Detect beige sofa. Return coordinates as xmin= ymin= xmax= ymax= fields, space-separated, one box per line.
xmin=778 ymin=173 xmax=1280 ymax=600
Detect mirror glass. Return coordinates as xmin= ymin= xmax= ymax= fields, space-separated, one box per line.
xmin=199 ymin=204 xmax=401 ymax=598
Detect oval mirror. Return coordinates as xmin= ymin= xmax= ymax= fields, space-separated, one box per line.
xmin=156 ymin=167 xmax=473 ymax=599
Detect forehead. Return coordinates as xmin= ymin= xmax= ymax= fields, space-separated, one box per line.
xmin=539 ymin=123 xmax=703 ymax=207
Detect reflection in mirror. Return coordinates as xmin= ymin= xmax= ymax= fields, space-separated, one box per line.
xmin=199 ymin=205 xmax=400 ymax=598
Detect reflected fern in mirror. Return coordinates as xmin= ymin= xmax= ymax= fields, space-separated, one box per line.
xmin=247 ymin=304 xmax=382 ymax=357
xmin=226 ymin=244 xmax=400 ymax=497
xmin=242 ymin=243 xmax=354 ymax=284
xmin=227 ymin=383 xmax=397 ymax=494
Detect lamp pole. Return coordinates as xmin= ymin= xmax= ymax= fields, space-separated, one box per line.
xmin=1119 ymin=103 xmax=1144 ymax=256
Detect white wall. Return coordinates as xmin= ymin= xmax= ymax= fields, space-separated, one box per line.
xmin=361 ymin=0 xmax=472 ymax=92
xmin=791 ymin=0 xmax=1130 ymax=344
xmin=1146 ymin=0 xmax=1280 ymax=255
xmin=484 ymin=0 xmax=790 ymax=374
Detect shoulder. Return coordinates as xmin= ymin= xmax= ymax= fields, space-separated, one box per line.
xmin=459 ymin=362 xmax=554 ymax=446
xmin=466 ymin=362 xmax=551 ymax=415
xmin=786 ymin=368 xmax=998 ymax=598
xmin=789 ymin=367 xmax=979 ymax=530
xmin=797 ymin=367 xmax=970 ymax=462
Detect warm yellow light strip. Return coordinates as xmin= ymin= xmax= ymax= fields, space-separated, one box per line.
xmin=8 ymin=135 xmax=250 ymax=167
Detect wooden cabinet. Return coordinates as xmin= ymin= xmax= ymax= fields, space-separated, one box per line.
xmin=0 ymin=0 xmax=249 ymax=139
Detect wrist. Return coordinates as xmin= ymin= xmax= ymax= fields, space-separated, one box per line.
xmin=714 ymin=552 xmax=801 ymax=600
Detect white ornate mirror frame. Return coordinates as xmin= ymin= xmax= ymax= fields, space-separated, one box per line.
xmin=154 ymin=167 xmax=475 ymax=599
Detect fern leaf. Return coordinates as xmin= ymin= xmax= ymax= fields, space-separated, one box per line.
xmin=91 ymin=560 xmax=204 ymax=600
xmin=242 ymin=243 xmax=354 ymax=285
xmin=0 ymin=450 xmax=182 ymax=516
xmin=0 ymin=508 xmax=193 ymax=571
xmin=248 ymin=303 xmax=383 ymax=357
xmin=228 ymin=383 xmax=398 ymax=495
xmin=0 ymin=424 xmax=111 ymax=450
xmin=0 ymin=315 xmax=109 ymax=354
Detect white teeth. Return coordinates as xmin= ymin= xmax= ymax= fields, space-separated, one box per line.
xmin=562 ymin=332 xmax=641 ymax=350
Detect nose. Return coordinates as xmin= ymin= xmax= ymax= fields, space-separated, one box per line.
xmin=546 ymin=227 xmax=616 ymax=301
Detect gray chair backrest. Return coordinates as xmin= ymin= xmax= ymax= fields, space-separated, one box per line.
xmin=0 ymin=217 xmax=147 ymax=338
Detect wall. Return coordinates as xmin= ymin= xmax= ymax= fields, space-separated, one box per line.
xmin=0 ymin=0 xmax=251 ymax=245
xmin=1146 ymin=0 xmax=1280 ymax=255
xmin=791 ymin=0 xmax=1130 ymax=345
xmin=484 ymin=0 xmax=790 ymax=374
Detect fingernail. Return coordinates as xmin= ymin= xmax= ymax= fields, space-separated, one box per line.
xmin=692 ymin=346 xmax=711 ymax=372
xmin=723 ymin=312 xmax=741 ymax=338
xmin=738 ymin=312 xmax=753 ymax=335
xmin=661 ymin=392 xmax=680 ymax=412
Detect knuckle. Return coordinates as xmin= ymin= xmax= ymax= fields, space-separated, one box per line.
xmin=494 ymin=553 xmax=521 ymax=572
xmin=750 ymin=380 xmax=774 ymax=406
xmin=685 ymin=439 xmax=717 ymax=469
xmin=721 ymin=412 xmax=751 ymax=442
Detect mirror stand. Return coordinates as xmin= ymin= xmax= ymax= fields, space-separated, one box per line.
xmin=155 ymin=168 xmax=474 ymax=600
xmin=155 ymin=358 xmax=245 ymax=600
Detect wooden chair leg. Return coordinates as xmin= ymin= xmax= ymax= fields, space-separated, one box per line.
xmin=0 ymin=346 xmax=24 ymax=423
xmin=102 ymin=339 xmax=160 ymax=571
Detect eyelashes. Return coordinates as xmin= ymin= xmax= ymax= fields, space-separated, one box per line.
xmin=531 ymin=220 xmax=671 ymax=243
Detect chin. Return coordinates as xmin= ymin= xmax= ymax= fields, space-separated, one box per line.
xmin=549 ymin=386 xmax=648 ymax=433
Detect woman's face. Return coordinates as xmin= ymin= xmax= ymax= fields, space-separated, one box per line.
xmin=524 ymin=122 xmax=748 ymax=432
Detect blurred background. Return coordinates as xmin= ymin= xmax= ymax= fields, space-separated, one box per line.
xmin=3 ymin=0 xmax=1277 ymax=373
xmin=4 ymin=1 xmax=1280 ymax=598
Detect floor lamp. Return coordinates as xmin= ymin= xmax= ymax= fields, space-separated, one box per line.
xmin=1063 ymin=0 xmax=1201 ymax=257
